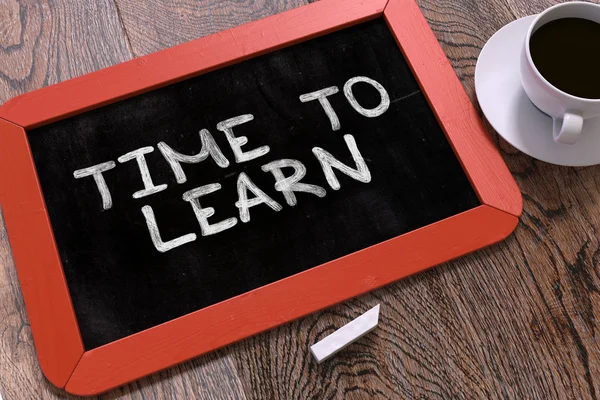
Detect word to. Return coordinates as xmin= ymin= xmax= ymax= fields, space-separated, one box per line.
xmin=74 ymin=76 xmax=391 ymax=252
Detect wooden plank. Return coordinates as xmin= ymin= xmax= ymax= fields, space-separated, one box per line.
xmin=91 ymin=350 xmax=247 ymax=400
xmin=113 ymin=0 xmax=309 ymax=56
xmin=0 ymin=0 xmax=131 ymax=104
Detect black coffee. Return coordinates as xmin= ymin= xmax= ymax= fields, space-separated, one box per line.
xmin=530 ymin=17 xmax=600 ymax=99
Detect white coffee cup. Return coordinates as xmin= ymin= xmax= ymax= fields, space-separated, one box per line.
xmin=520 ymin=1 xmax=600 ymax=145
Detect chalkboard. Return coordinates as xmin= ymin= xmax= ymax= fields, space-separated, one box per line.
xmin=0 ymin=0 xmax=522 ymax=393
xmin=27 ymin=18 xmax=479 ymax=351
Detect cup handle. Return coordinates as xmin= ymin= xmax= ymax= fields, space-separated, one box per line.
xmin=553 ymin=112 xmax=584 ymax=145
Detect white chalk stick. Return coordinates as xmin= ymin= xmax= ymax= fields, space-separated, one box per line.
xmin=310 ymin=304 xmax=380 ymax=363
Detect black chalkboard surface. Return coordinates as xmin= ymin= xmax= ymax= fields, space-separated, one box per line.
xmin=28 ymin=18 xmax=479 ymax=350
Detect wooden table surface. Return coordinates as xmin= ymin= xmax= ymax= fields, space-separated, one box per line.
xmin=1 ymin=0 xmax=599 ymax=399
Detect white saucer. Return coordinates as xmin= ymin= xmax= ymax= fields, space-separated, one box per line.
xmin=475 ymin=15 xmax=600 ymax=167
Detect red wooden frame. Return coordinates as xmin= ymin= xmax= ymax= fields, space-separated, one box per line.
xmin=0 ymin=0 xmax=521 ymax=395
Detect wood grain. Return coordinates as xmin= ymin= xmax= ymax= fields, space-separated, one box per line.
xmin=0 ymin=0 xmax=131 ymax=104
xmin=112 ymin=0 xmax=308 ymax=56
xmin=1 ymin=0 xmax=600 ymax=399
